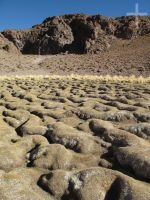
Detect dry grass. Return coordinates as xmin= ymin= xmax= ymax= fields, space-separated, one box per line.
xmin=0 ymin=74 xmax=150 ymax=84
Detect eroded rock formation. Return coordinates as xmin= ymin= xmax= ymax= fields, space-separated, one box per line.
xmin=1 ymin=14 xmax=150 ymax=54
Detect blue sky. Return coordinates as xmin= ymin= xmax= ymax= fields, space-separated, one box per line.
xmin=0 ymin=0 xmax=149 ymax=31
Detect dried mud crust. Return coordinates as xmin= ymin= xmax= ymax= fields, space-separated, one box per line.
xmin=0 ymin=78 xmax=150 ymax=200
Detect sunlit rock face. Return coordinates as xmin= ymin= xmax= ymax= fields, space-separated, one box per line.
xmin=2 ymin=15 xmax=150 ymax=54
xmin=0 ymin=33 xmax=20 ymax=54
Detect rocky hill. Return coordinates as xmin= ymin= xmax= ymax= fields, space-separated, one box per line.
xmin=1 ymin=14 xmax=150 ymax=55
xmin=0 ymin=14 xmax=150 ymax=77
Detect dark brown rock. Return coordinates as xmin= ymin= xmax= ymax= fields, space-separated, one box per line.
xmin=2 ymin=14 xmax=150 ymax=55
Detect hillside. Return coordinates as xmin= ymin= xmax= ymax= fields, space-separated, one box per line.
xmin=0 ymin=14 xmax=150 ymax=76
xmin=2 ymin=14 xmax=150 ymax=54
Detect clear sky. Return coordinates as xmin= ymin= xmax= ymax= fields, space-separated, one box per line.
xmin=0 ymin=0 xmax=149 ymax=31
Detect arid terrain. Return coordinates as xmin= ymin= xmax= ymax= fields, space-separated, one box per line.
xmin=0 ymin=76 xmax=150 ymax=199
xmin=0 ymin=33 xmax=150 ymax=76
xmin=0 ymin=13 xmax=150 ymax=200
xmin=0 ymin=14 xmax=150 ymax=76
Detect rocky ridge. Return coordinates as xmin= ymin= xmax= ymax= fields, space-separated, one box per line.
xmin=1 ymin=14 xmax=150 ymax=55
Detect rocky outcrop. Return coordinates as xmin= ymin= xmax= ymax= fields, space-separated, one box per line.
xmin=1 ymin=14 xmax=150 ymax=54
xmin=0 ymin=33 xmax=20 ymax=54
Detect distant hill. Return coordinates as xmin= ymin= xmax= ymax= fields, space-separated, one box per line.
xmin=1 ymin=14 xmax=150 ymax=55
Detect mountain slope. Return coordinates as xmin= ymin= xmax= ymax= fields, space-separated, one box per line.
xmin=0 ymin=14 xmax=150 ymax=77
xmin=1 ymin=14 xmax=150 ymax=55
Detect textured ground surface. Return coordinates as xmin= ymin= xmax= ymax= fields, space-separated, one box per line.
xmin=0 ymin=77 xmax=150 ymax=200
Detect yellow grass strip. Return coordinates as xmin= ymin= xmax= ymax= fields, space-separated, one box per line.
xmin=0 ymin=74 xmax=150 ymax=83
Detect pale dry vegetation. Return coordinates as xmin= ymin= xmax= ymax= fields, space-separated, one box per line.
xmin=0 ymin=76 xmax=150 ymax=199
xmin=0 ymin=74 xmax=150 ymax=83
